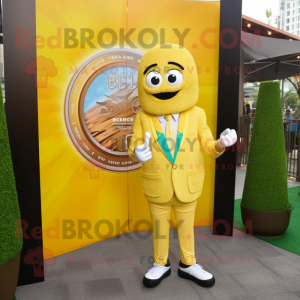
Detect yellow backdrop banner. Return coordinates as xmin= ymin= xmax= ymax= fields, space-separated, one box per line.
xmin=35 ymin=0 xmax=220 ymax=259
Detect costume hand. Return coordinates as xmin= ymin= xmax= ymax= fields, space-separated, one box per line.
xmin=134 ymin=132 xmax=152 ymax=162
xmin=219 ymin=128 xmax=237 ymax=148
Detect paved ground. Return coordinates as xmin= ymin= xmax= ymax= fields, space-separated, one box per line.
xmin=15 ymin=168 xmax=300 ymax=300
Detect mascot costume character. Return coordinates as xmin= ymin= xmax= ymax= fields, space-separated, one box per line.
xmin=128 ymin=44 xmax=237 ymax=288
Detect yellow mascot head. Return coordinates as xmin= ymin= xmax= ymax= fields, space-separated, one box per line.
xmin=138 ymin=44 xmax=198 ymax=115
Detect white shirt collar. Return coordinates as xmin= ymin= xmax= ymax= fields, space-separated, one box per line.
xmin=157 ymin=113 xmax=179 ymax=123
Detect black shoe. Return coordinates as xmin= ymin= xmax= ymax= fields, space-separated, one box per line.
xmin=178 ymin=261 xmax=215 ymax=287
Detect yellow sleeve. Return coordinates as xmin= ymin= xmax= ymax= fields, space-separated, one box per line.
xmin=198 ymin=108 xmax=225 ymax=158
xmin=128 ymin=113 xmax=144 ymax=162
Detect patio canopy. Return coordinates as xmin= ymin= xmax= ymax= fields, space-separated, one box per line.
xmin=242 ymin=32 xmax=300 ymax=82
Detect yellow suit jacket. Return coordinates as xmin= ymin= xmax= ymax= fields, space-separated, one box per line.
xmin=128 ymin=106 xmax=225 ymax=203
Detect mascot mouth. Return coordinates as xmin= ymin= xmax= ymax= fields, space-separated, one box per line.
xmin=152 ymin=91 xmax=179 ymax=100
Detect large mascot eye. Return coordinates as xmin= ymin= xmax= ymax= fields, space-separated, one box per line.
xmin=166 ymin=69 xmax=183 ymax=86
xmin=146 ymin=71 xmax=163 ymax=88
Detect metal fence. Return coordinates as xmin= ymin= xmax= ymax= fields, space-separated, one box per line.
xmin=237 ymin=116 xmax=300 ymax=181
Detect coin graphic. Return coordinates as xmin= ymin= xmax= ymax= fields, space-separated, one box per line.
xmin=65 ymin=49 xmax=143 ymax=172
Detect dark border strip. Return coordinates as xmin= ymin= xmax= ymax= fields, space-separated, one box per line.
xmin=213 ymin=0 xmax=242 ymax=236
xmin=3 ymin=0 xmax=44 ymax=285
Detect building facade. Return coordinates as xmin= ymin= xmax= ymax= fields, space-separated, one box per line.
xmin=278 ymin=0 xmax=300 ymax=36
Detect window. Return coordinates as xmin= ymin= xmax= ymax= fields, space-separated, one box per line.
xmin=287 ymin=18 xmax=290 ymax=23
xmin=287 ymin=3 xmax=291 ymax=9
xmin=298 ymin=15 xmax=300 ymax=20
xmin=287 ymin=11 xmax=290 ymax=16
xmin=293 ymin=17 xmax=295 ymax=22
xmin=287 ymin=25 xmax=290 ymax=30
xmin=292 ymin=24 xmax=295 ymax=29
xmin=293 ymin=10 xmax=295 ymax=15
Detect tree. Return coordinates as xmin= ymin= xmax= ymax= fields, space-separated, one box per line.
xmin=248 ymin=83 xmax=259 ymax=108
xmin=251 ymin=88 xmax=259 ymax=99
xmin=266 ymin=8 xmax=272 ymax=25
xmin=287 ymin=76 xmax=300 ymax=99
xmin=296 ymin=76 xmax=300 ymax=98
xmin=284 ymin=90 xmax=300 ymax=109
xmin=287 ymin=76 xmax=300 ymax=118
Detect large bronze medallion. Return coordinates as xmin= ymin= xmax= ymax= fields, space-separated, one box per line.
xmin=65 ymin=49 xmax=143 ymax=172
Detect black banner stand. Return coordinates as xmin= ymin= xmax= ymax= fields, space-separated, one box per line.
xmin=3 ymin=0 xmax=44 ymax=286
xmin=213 ymin=0 xmax=243 ymax=236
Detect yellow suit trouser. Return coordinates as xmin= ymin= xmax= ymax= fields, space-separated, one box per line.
xmin=148 ymin=194 xmax=197 ymax=266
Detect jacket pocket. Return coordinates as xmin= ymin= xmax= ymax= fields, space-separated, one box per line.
xmin=187 ymin=169 xmax=204 ymax=194
xmin=141 ymin=173 xmax=162 ymax=197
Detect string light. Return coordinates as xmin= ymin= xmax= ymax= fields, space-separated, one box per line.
xmin=247 ymin=23 xmax=251 ymax=27
xmin=268 ymin=31 xmax=272 ymax=35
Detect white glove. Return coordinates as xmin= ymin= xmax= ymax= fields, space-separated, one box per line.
xmin=134 ymin=132 xmax=152 ymax=163
xmin=219 ymin=128 xmax=237 ymax=148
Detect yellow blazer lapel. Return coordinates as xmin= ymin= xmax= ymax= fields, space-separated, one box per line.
xmin=148 ymin=110 xmax=190 ymax=165
xmin=149 ymin=114 xmax=174 ymax=164
xmin=174 ymin=109 xmax=190 ymax=163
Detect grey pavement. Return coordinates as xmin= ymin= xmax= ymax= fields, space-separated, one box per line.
xmin=15 ymin=169 xmax=300 ymax=300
